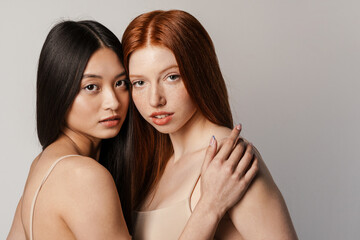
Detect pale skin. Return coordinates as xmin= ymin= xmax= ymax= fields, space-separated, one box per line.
xmin=129 ymin=45 xmax=298 ymax=240
xmin=7 ymin=47 xmax=258 ymax=240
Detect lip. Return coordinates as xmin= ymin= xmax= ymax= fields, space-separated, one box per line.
xmin=150 ymin=111 xmax=174 ymax=126
xmin=99 ymin=115 xmax=121 ymax=127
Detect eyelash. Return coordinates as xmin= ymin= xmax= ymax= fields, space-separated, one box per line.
xmin=84 ymin=84 xmax=99 ymax=92
xmin=131 ymin=74 xmax=180 ymax=88
xmin=167 ymin=74 xmax=180 ymax=81
xmin=132 ymin=80 xmax=145 ymax=87
xmin=115 ymin=79 xmax=129 ymax=88
xmin=83 ymin=79 xmax=128 ymax=92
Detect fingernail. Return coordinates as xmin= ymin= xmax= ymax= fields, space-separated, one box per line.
xmin=210 ymin=136 xmax=215 ymax=146
xmin=236 ymin=123 xmax=242 ymax=130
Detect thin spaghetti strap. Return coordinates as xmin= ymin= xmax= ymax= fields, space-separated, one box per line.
xmin=29 ymin=155 xmax=80 ymax=240
xmin=188 ymin=173 xmax=202 ymax=212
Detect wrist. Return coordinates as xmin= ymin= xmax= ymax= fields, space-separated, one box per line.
xmin=195 ymin=196 xmax=226 ymax=222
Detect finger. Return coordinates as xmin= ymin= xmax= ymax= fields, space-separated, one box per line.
xmin=216 ymin=124 xmax=242 ymax=161
xmin=201 ymin=136 xmax=218 ymax=173
xmin=235 ymin=158 xmax=258 ymax=198
xmin=226 ymin=140 xmax=247 ymax=171
xmin=234 ymin=143 xmax=254 ymax=177
xmin=235 ymin=136 xmax=245 ymax=146
xmin=216 ymin=132 xmax=244 ymax=153
xmin=243 ymin=157 xmax=259 ymax=183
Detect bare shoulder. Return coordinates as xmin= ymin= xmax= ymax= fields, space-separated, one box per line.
xmin=55 ymin=155 xmax=117 ymax=196
xmin=212 ymin=126 xmax=233 ymax=141
xmin=212 ymin=125 xmax=250 ymax=145
xmin=27 ymin=153 xmax=43 ymax=176
xmin=61 ymin=155 xmax=113 ymax=179
xmin=228 ymin=146 xmax=298 ymax=239
xmin=53 ymin=156 xmax=130 ymax=239
xmin=34 ymin=155 xmax=119 ymax=216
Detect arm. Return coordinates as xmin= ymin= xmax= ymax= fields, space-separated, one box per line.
xmin=7 ymin=197 xmax=26 ymax=240
xmin=179 ymin=126 xmax=258 ymax=240
xmin=228 ymin=148 xmax=298 ymax=240
xmin=59 ymin=157 xmax=131 ymax=240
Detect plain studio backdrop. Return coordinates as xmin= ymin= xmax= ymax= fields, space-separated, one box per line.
xmin=1 ymin=0 xmax=359 ymax=239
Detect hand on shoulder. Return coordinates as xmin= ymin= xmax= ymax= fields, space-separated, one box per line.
xmin=200 ymin=125 xmax=259 ymax=218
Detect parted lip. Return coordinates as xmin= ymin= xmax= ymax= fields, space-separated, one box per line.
xmin=99 ymin=115 xmax=120 ymax=122
xmin=150 ymin=111 xmax=174 ymax=117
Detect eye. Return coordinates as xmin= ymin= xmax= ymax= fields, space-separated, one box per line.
xmin=167 ymin=74 xmax=180 ymax=81
xmin=132 ymin=80 xmax=145 ymax=87
xmin=84 ymin=84 xmax=99 ymax=91
xmin=115 ymin=79 xmax=128 ymax=88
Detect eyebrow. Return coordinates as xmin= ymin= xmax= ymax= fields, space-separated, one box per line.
xmin=129 ymin=65 xmax=179 ymax=79
xmin=82 ymin=71 xmax=126 ymax=80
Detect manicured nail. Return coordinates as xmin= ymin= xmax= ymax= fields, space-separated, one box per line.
xmin=236 ymin=123 xmax=242 ymax=130
xmin=210 ymin=135 xmax=215 ymax=146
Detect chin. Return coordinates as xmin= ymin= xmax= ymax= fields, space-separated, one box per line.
xmin=103 ymin=134 xmax=119 ymax=139
xmin=98 ymin=129 xmax=121 ymax=139
xmin=150 ymin=123 xmax=179 ymax=134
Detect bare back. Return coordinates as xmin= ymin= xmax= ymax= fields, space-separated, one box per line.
xmin=8 ymin=139 xmax=130 ymax=240
xmin=20 ymin=150 xmax=85 ymax=240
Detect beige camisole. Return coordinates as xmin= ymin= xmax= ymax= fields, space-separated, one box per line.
xmin=133 ymin=175 xmax=202 ymax=240
xmin=29 ymin=155 xmax=80 ymax=240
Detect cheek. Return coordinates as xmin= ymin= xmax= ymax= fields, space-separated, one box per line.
xmin=172 ymin=85 xmax=196 ymax=112
xmin=180 ymin=95 xmax=196 ymax=115
xmin=117 ymin=91 xmax=130 ymax=112
xmin=132 ymin=91 xmax=148 ymax=114
xmin=66 ymin=96 xmax=98 ymax=127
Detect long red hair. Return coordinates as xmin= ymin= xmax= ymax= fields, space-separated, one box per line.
xmin=122 ymin=10 xmax=233 ymax=208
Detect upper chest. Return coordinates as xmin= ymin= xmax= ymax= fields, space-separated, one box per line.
xmin=140 ymin=149 xmax=206 ymax=211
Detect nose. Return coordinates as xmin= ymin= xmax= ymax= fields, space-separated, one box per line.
xmin=149 ymin=83 xmax=166 ymax=107
xmin=102 ymin=88 xmax=120 ymax=111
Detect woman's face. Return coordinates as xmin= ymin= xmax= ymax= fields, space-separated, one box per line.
xmin=65 ymin=48 xmax=129 ymax=141
xmin=129 ymin=45 xmax=196 ymax=134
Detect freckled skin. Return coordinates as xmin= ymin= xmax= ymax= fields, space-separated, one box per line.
xmin=129 ymin=45 xmax=197 ymax=134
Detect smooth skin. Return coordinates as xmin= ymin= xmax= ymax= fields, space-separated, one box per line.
xmin=129 ymin=45 xmax=298 ymax=240
xmin=7 ymin=48 xmax=258 ymax=240
xmin=8 ymin=47 xmax=131 ymax=240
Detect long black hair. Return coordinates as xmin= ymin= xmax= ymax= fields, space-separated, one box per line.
xmin=36 ymin=20 xmax=133 ymax=233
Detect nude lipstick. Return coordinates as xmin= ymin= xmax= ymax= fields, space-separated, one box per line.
xmin=150 ymin=111 xmax=174 ymax=125
xmin=99 ymin=115 xmax=121 ymax=127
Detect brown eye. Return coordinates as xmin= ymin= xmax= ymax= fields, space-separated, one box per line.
xmin=84 ymin=84 xmax=99 ymax=91
xmin=115 ymin=80 xmax=125 ymax=87
xmin=115 ymin=80 xmax=129 ymax=90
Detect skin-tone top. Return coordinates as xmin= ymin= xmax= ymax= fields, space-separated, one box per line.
xmin=133 ymin=175 xmax=202 ymax=240
xmin=28 ymin=155 xmax=80 ymax=240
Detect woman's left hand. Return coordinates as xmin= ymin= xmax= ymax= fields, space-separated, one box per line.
xmin=199 ymin=125 xmax=259 ymax=218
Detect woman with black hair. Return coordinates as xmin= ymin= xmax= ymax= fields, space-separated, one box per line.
xmin=7 ymin=20 xmax=258 ymax=240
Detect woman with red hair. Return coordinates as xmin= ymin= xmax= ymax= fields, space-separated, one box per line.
xmin=122 ymin=10 xmax=298 ymax=239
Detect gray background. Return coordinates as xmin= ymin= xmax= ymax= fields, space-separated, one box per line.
xmin=1 ymin=0 xmax=359 ymax=239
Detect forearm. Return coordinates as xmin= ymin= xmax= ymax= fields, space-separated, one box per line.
xmin=178 ymin=198 xmax=223 ymax=240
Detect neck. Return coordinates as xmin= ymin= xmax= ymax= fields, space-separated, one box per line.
xmin=169 ymin=111 xmax=219 ymax=162
xmin=60 ymin=127 xmax=101 ymax=160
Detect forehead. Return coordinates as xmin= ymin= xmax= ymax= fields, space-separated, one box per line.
xmin=84 ymin=48 xmax=124 ymax=75
xmin=129 ymin=45 xmax=178 ymax=74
